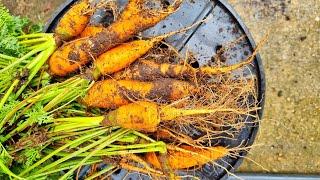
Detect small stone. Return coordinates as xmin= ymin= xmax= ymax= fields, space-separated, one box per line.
xmin=300 ymin=36 xmax=307 ymax=41
xmin=315 ymin=16 xmax=320 ymax=22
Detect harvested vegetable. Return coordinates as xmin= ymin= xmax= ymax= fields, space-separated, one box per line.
xmin=82 ymin=78 xmax=196 ymax=108
xmin=145 ymin=145 xmax=228 ymax=170
xmin=54 ymin=101 xmax=247 ymax=132
xmin=80 ymin=0 xmax=181 ymax=37
xmin=49 ymin=0 xmax=182 ymax=76
xmin=114 ymin=56 xmax=255 ymax=81
xmin=54 ymin=0 xmax=91 ymax=41
xmin=0 ymin=76 xmax=196 ymax=142
xmin=80 ymin=1 xmax=118 ymax=38
xmin=0 ymin=1 xmax=264 ymax=179
xmin=92 ymin=37 xmax=163 ymax=80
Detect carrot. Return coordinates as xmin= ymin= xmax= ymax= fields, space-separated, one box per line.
xmin=56 ymin=101 xmax=244 ymax=132
xmin=80 ymin=0 xmax=181 ymax=37
xmin=145 ymin=145 xmax=228 ymax=170
xmin=49 ymin=0 xmax=182 ymax=76
xmin=82 ymin=78 xmax=196 ymax=109
xmin=55 ymin=0 xmax=92 ymax=41
xmin=80 ymin=1 xmax=117 ymax=38
xmin=114 ymin=56 xmax=255 ymax=81
xmin=80 ymin=26 xmax=104 ymax=38
xmin=92 ymin=37 xmax=162 ymax=80
xmin=101 ymin=101 xmax=243 ymax=131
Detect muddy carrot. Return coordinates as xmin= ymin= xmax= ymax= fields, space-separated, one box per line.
xmin=145 ymin=145 xmax=228 ymax=169
xmin=80 ymin=0 xmax=181 ymax=37
xmin=91 ymin=37 xmax=163 ymax=80
xmin=55 ymin=0 xmax=92 ymax=41
xmin=54 ymin=101 xmax=243 ymax=132
xmin=49 ymin=0 xmax=182 ymax=76
xmin=113 ymin=56 xmax=255 ymax=81
xmin=82 ymin=78 xmax=196 ymax=109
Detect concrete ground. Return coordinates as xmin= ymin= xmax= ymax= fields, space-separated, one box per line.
xmin=1 ymin=0 xmax=319 ymax=174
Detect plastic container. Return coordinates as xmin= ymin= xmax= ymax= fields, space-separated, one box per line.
xmin=45 ymin=0 xmax=266 ymax=179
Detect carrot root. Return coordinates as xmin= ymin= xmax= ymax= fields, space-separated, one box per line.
xmin=82 ymin=79 xmax=196 ymax=109
xmin=145 ymin=145 xmax=229 ymax=170
xmin=92 ymin=39 xmax=159 ymax=79
xmin=114 ymin=56 xmax=255 ymax=81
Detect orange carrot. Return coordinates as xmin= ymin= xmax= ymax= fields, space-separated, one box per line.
xmin=114 ymin=56 xmax=255 ymax=81
xmin=55 ymin=0 xmax=91 ymax=41
xmin=145 ymin=145 xmax=228 ymax=169
xmin=49 ymin=0 xmax=182 ymax=76
xmin=92 ymin=37 xmax=162 ymax=80
xmin=80 ymin=1 xmax=117 ymax=38
xmin=55 ymin=101 xmax=244 ymax=132
xmin=82 ymin=79 xmax=196 ymax=109
xmin=80 ymin=26 xmax=104 ymax=38
xmin=80 ymin=0 xmax=181 ymax=37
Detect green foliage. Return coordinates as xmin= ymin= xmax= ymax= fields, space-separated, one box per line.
xmin=25 ymin=103 xmax=54 ymax=125
xmin=0 ymin=96 xmax=19 ymax=125
xmin=0 ymin=4 xmax=29 ymax=57
xmin=0 ymin=3 xmax=43 ymax=57
xmin=29 ymin=23 xmax=43 ymax=33
xmin=0 ymin=143 xmax=12 ymax=168
xmin=19 ymin=148 xmax=42 ymax=168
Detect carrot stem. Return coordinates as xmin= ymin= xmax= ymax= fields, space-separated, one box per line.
xmin=27 ymin=158 xmax=102 ymax=179
xmin=57 ymin=129 xmax=130 ymax=179
xmin=0 ymin=54 xmax=17 ymax=61
xmin=0 ymin=36 xmax=53 ymax=74
xmin=17 ymin=33 xmax=51 ymax=39
xmin=19 ymin=37 xmax=48 ymax=45
xmin=0 ymin=79 xmax=19 ymax=110
xmin=0 ymin=160 xmax=24 ymax=180
xmin=15 ymin=41 xmax=56 ymax=98
xmin=19 ymin=128 xmax=108 ymax=176
xmin=45 ymin=141 xmax=166 ymax=157
xmin=53 ymin=116 xmax=104 ymax=132
xmin=85 ymin=165 xmax=115 ymax=180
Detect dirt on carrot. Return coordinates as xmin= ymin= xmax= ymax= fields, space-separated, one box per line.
xmin=54 ymin=0 xmax=92 ymax=41
xmin=92 ymin=38 xmax=162 ymax=80
xmin=82 ymin=78 xmax=196 ymax=109
xmin=145 ymin=145 xmax=228 ymax=170
xmin=49 ymin=0 xmax=182 ymax=77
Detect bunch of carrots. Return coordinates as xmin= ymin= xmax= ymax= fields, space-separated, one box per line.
xmin=0 ymin=0 xmax=262 ymax=179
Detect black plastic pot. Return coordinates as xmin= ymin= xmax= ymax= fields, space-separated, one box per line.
xmin=45 ymin=0 xmax=265 ymax=179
